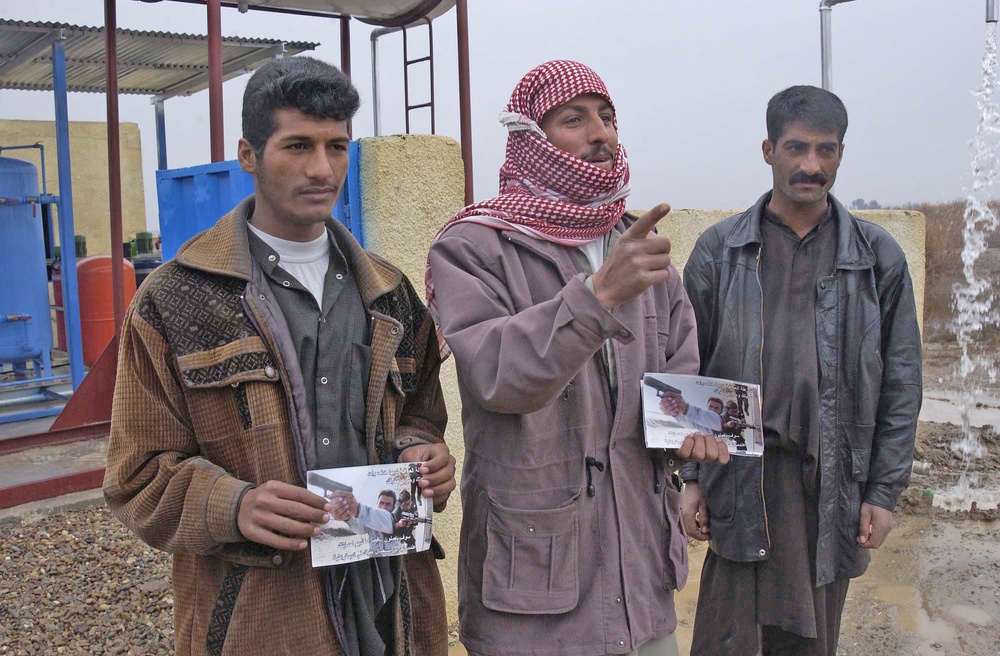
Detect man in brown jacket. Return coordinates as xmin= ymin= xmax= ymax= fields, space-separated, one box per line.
xmin=426 ymin=60 xmax=730 ymax=656
xmin=104 ymin=57 xmax=455 ymax=656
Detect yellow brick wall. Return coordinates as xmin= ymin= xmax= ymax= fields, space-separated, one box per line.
xmin=358 ymin=135 xmax=468 ymax=624
xmin=0 ymin=119 xmax=148 ymax=256
xmin=359 ymin=136 xmax=927 ymax=625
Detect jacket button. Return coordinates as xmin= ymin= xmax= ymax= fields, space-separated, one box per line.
xmin=759 ymin=548 xmax=767 ymax=557
xmin=322 ymin=438 xmax=330 ymax=446
xmin=271 ymin=554 xmax=283 ymax=567
xmin=264 ymin=366 xmax=276 ymax=378
xmin=617 ymin=329 xmax=629 ymax=338
xmin=615 ymin=595 xmax=622 ymax=604
xmin=819 ymin=282 xmax=826 ymax=290
xmin=391 ymin=326 xmax=400 ymax=336
xmin=618 ymin=640 xmax=626 ymax=647
xmin=667 ymin=459 xmax=674 ymax=467
xmin=267 ymin=254 xmax=276 ymax=262
xmin=526 ymin=526 xmax=535 ymax=534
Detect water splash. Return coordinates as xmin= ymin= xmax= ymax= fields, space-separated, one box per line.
xmin=939 ymin=23 xmax=1000 ymax=509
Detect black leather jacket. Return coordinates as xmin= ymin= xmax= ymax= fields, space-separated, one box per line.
xmin=679 ymin=193 xmax=922 ymax=585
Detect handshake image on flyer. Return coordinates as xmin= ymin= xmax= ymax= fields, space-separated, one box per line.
xmin=642 ymin=373 xmax=764 ymax=457
xmin=306 ymin=462 xmax=434 ymax=567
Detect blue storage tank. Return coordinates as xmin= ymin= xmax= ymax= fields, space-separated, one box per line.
xmin=0 ymin=157 xmax=53 ymax=366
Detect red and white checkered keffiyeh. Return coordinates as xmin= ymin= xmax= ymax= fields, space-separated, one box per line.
xmin=425 ymin=60 xmax=630 ymax=326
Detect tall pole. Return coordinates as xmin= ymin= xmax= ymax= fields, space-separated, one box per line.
xmin=340 ymin=16 xmax=352 ymax=139
xmin=456 ymin=0 xmax=474 ymax=205
xmin=208 ymin=0 xmax=225 ymax=162
xmin=104 ymin=0 xmax=126 ymax=339
xmin=52 ymin=36 xmax=85 ymax=390
xmin=819 ymin=0 xmax=857 ymax=91
xmin=155 ymin=100 xmax=168 ymax=170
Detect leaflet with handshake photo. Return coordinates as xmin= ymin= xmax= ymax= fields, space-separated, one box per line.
xmin=641 ymin=372 xmax=764 ymax=457
xmin=306 ymin=462 xmax=433 ymax=567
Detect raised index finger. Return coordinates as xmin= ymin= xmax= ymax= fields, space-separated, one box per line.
xmin=624 ymin=202 xmax=671 ymax=239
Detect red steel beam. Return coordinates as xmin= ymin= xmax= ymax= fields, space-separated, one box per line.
xmin=0 ymin=469 xmax=106 ymax=510
xmin=340 ymin=15 xmax=352 ymax=139
xmin=0 ymin=421 xmax=110 ymax=457
xmin=456 ymin=0 xmax=473 ymax=205
xmin=208 ymin=0 xmax=225 ymax=162
xmin=105 ymin=0 xmax=127 ymax=337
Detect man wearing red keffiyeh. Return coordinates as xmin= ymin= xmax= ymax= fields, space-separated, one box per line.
xmin=427 ymin=60 xmax=730 ymax=656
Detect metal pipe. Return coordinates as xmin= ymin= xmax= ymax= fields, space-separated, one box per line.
xmin=105 ymin=0 xmax=127 ymax=340
xmin=989 ymin=0 xmax=998 ymax=23
xmin=340 ymin=16 xmax=352 ymax=139
xmin=371 ymin=26 xmax=404 ymax=136
xmin=0 ymin=392 xmax=51 ymax=409
xmin=0 ymin=144 xmax=47 ymax=194
xmin=820 ymin=4 xmax=833 ymax=90
xmin=51 ymin=37 xmax=85 ymax=390
xmin=456 ymin=0 xmax=474 ymax=204
xmin=208 ymin=0 xmax=225 ymax=162
xmin=155 ymin=100 xmax=168 ymax=170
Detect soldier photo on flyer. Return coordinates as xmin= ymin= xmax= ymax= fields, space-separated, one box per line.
xmin=642 ymin=372 xmax=764 ymax=457
xmin=306 ymin=462 xmax=434 ymax=567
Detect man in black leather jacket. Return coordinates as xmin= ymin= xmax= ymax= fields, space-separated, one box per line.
xmin=679 ymin=85 xmax=922 ymax=655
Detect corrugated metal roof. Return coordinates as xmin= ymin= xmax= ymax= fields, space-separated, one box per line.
xmin=0 ymin=20 xmax=318 ymax=100
xmin=134 ymin=0 xmax=457 ymax=25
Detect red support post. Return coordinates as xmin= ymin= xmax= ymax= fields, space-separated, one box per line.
xmin=456 ymin=0 xmax=474 ymax=205
xmin=208 ymin=0 xmax=225 ymax=162
xmin=104 ymin=0 xmax=126 ymax=337
xmin=340 ymin=15 xmax=352 ymax=139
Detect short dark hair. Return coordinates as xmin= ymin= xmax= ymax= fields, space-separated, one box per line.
xmin=242 ymin=56 xmax=360 ymax=155
xmin=766 ymin=85 xmax=848 ymax=144
xmin=398 ymin=490 xmax=412 ymax=503
xmin=378 ymin=489 xmax=397 ymax=503
xmin=707 ymin=397 xmax=724 ymax=408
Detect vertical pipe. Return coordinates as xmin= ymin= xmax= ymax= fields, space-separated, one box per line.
xmin=340 ymin=16 xmax=352 ymax=139
xmin=208 ymin=0 xmax=224 ymax=162
xmin=820 ymin=5 xmax=833 ymax=90
xmin=105 ymin=0 xmax=126 ymax=339
xmin=155 ymin=100 xmax=168 ymax=170
xmin=51 ymin=38 xmax=84 ymax=390
xmin=371 ymin=33 xmax=381 ymax=136
xmin=340 ymin=16 xmax=352 ymax=78
xmin=427 ymin=19 xmax=436 ymax=135
xmin=403 ymin=25 xmax=411 ymax=134
xmin=989 ymin=0 xmax=998 ymax=23
xmin=456 ymin=0 xmax=474 ymax=205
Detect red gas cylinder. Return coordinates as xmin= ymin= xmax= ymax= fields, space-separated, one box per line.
xmin=77 ymin=256 xmax=136 ymax=366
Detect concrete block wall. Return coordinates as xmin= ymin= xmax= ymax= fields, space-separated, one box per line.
xmin=359 ymin=135 xmax=927 ymax=624
xmin=0 ymin=119 xmax=148 ymax=257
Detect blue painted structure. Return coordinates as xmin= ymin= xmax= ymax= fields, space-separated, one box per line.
xmin=0 ymin=38 xmax=85 ymax=423
xmin=156 ymin=141 xmax=364 ymax=260
xmin=0 ymin=158 xmax=53 ymax=372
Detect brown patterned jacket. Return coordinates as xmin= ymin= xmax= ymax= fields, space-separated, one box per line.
xmin=104 ymin=197 xmax=449 ymax=656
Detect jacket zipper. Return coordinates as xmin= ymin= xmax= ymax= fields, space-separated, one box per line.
xmin=755 ymin=244 xmax=771 ymax=550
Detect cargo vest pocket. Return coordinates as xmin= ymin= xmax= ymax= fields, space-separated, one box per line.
xmin=481 ymin=494 xmax=580 ymax=615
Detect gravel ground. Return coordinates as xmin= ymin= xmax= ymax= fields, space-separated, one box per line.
xmin=2 ymin=343 xmax=997 ymax=656
xmin=0 ymin=506 xmax=173 ymax=655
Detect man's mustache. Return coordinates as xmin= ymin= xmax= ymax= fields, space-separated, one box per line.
xmin=585 ymin=145 xmax=615 ymax=161
xmin=789 ymin=172 xmax=828 ymax=186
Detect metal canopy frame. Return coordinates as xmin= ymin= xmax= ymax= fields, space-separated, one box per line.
xmin=141 ymin=0 xmax=475 ymax=202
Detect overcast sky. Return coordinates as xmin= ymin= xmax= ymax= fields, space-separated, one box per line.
xmin=0 ymin=0 xmax=992 ymax=231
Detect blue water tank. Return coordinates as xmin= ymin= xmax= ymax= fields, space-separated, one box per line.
xmin=0 ymin=157 xmax=53 ymax=364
